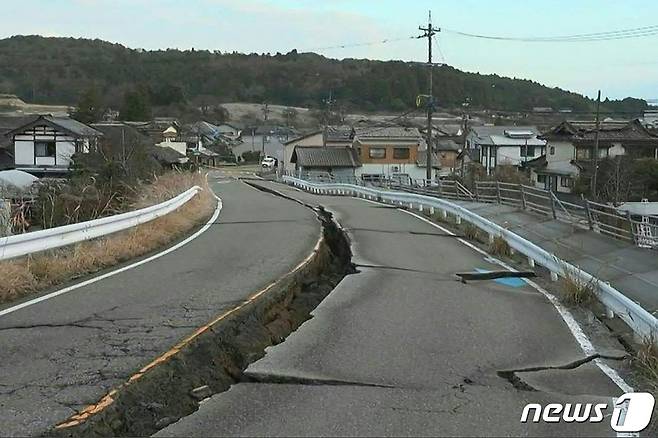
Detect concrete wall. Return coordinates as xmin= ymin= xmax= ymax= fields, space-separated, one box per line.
xmin=355 ymin=163 xmax=434 ymax=182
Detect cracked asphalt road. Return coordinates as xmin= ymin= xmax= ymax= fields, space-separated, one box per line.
xmin=159 ymin=181 xmax=628 ymax=437
xmin=0 ymin=173 xmax=320 ymax=437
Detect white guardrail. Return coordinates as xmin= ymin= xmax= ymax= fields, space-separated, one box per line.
xmin=283 ymin=176 xmax=658 ymax=342
xmin=0 ymin=186 xmax=202 ymax=261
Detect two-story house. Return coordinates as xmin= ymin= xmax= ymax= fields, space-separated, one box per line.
xmin=353 ymin=126 xmax=437 ymax=183
xmin=466 ymin=125 xmax=546 ymax=175
xmin=529 ymin=119 xmax=658 ymax=193
xmin=5 ymin=115 xmax=102 ymax=176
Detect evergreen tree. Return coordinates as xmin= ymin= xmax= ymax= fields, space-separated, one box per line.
xmin=73 ymin=86 xmax=103 ymax=123
xmin=119 ymin=87 xmax=152 ymax=121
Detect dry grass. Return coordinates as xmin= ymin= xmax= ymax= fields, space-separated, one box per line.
xmin=559 ymin=269 xmax=597 ymax=306
xmin=0 ymin=171 xmax=216 ymax=304
xmin=489 ymin=235 xmax=511 ymax=257
xmin=634 ymin=337 xmax=658 ymax=391
xmin=463 ymin=223 xmax=480 ymax=241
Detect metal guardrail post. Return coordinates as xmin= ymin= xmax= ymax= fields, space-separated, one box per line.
xmin=549 ymin=191 xmax=557 ymax=219
xmin=496 ymin=181 xmax=502 ymax=204
xmin=519 ymin=185 xmax=526 ymax=210
xmin=582 ymin=195 xmax=594 ymax=231
xmin=626 ymin=210 xmax=637 ymax=245
xmin=438 ymin=179 xmax=443 ymax=197
xmin=474 ymin=181 xmax=480 ymax=202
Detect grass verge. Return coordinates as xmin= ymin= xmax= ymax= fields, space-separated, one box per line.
xmin=559 ymin=268 xmax=597 ymax=306
xmin=0 ymin=172 xmax=216 ymax=304
xmin=489 ymin=235 xmax=511 ymax=257
xmin=634 ymin=336 xmax=658 ymax=392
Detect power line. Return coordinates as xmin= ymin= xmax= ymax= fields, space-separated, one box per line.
xmin=303 ymin=36 xmax=417 ymax=52
xmin=443 ymin=24 xmax=658 ymax=42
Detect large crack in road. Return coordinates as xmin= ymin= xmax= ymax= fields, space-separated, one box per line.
xmin=50 ymin=189 xmax=356 ymax=437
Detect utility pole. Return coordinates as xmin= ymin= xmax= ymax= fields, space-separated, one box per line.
xmin=591 ymin=90 xmax=601 ymax=199
xmin=419 ymin=11 xmax=440 ymax=183
xmin=261 ymin=102 xmax=270 ymax=122
xmin=322 ymin=90 xmax=334 ymax=147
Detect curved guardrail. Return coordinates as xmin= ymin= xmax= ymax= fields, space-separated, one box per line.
xmin=283 ymin=175 xmax=658 ymax=342
xmin=0 ymin=186 xmax=202 ymax=261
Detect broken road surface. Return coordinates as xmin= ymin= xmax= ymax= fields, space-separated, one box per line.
xmin=158 ymin=181 xmax=629 ymax=437
xmin=0 ymin=174 xmax=320 ymax=437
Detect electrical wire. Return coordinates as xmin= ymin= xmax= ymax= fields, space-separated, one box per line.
xmin=303 ymin=36 xmax=417 ymax=51
xmin=443 ymin=24 xmax=658 ymax=43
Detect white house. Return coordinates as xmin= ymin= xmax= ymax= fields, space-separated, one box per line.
xmin=466 ymin=125 xmax=546 ymax=175
xmin=6 ymin=115 xmax=102 ymax=175
xmin=529 ymin=119 xmax=658 ymax=193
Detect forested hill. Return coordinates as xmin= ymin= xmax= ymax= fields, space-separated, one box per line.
xmin=0 ymin=35 xmax=649 ymax=115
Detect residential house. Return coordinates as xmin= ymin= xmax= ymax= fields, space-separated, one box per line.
xmin=353 ymin=126 xmax=436 ymax=182
xmin=529 ymin=119 xmax=658 ymax=193
xmin=92 ymin=122 xmax=188 ymax=168
xmin=0 ymin=115 xmax=41 ymax=170
xmin=5 ymin=115 xmax=102 ymax=176
xmin=216 ymin=123 xmax=242 ymax=141
xmin=466 ymin=125 xmax=546 ymax=175
xmin=282 ymin=126 xmax=353 ymax=174
xmin=290 ymin=146 xmax=360 ymax=179
xmin=436 ymin=139 xmax=461 ymax=177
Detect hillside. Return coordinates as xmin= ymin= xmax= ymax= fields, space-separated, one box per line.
xmin=0 ymin=35 xmax=649 ymax=116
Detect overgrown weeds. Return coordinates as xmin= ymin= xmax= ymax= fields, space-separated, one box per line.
xmin=463 ymin=223 xmax=480 ymax=241
xmin=0 ymin=172 xmax=215 ymax=304
xmin=489 ymin=235 xmax=511 ymax=257
xmin=634 ymin=336 xmax=658 ymax=391
xmin=559 ymin=267 xmax=597 ymax=306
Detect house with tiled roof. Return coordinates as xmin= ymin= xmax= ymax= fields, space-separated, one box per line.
xmin=528 ymin=119 xmax=658 ymax=193
xmin=466 ymin=125 xmax=547 ymax=175
xmin=4 ymin=115 xmax=102 ymax=176
xmin=352 ymin=126 xmax=435 ymax=183
xmin=290 ymin=146 xmax=360 ymax=179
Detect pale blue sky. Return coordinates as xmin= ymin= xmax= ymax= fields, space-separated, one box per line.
xmin=3 ymin=0 xmax=657 ymax=100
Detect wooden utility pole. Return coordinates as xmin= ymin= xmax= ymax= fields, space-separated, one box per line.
xmin=591 ymin=90 xmax=601 ymax=198
xmin=419 ymin=11 xmax=440 ymax=182
xmin=322 ymin=90 xmax=334 ymax=147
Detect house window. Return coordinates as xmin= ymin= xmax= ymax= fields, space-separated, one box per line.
xmin=369 ymin=147 xmax=386 ymax=159
xmin=520 ymin=145 xmax=536 ymax=157
xmin=576 ymin=148 xmax=591 ymax=160
xmin=550 ymin=146 xmax=555 ymax=155
xmin=561 ymin=177 xmax=573 ymax=188
xmin=393 ymin=147 xmax=410 ymax=159
xmin=35 ymin=141 xmax=56 ymax=158
xmin=537 ymin=174 xmax=547 ymax=184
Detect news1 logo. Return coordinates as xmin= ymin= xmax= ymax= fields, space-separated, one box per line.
xmin=520 ymin=392 xmax=655 ymax=433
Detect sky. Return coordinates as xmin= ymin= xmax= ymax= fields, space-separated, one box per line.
xmin=2 ymin=0 xmax=657 ymax=100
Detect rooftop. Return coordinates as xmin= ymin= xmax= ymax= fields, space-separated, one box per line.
xmin=292 ymin=146 xmax=360 ymax=168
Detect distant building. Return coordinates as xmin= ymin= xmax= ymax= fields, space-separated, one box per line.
xmin=353 ymin=126 xmax=436 ymax=182
xmin=282 ymin=126 xmax=352 ymax=174
xmin=290 ymin=146 xmax=360 ymax=179
xmin=528 ymin=119 xmax=658 ymax=193
xmin=466 ymin=125 xmax=546 ymax=175
xmin=5 ymin=115 xmax=102 ymax=176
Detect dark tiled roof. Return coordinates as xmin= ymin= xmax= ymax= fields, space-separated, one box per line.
xmin=147 ymin=145 xmax=186 ymax=164
xmin=355 ymin=126 xmax=421 ymax=139
xmin=46 ymin=116 xmax=102 ymax=137
xmin=436 ymin=139 xmax=461 ymax=151
xmin=292 ymin=146 xmax=360 ymax=168
xmin=5 ymin=115 xmax=102 ymax=138
xmin=92 ymin=123 xmax=149 ymax=147
xmin=542 ymin=119 xmax=658 ymax=143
